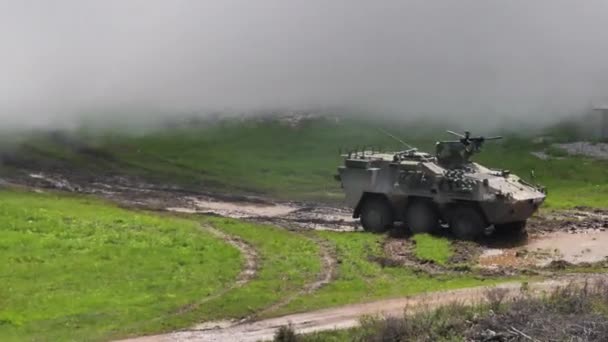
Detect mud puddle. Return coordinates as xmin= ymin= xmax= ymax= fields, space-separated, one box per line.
xmin=166 ymin=197 xmax=357 ymax=230
xmin=479 ymin=248 xmax=532 ymax=268
xmin=167 ymin=196 xmax=297 ymax=218
xmin=480 ymin=209 xmax=608 ymax=269
xmin=480 ymin=230 xmax=608 ymax=268
xmin=526 ymin=231 xmax=608 ymax=265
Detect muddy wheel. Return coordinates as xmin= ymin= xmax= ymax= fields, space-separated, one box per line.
xmin=495 ymin=221 xmax=527 ymax=234
xmin=449 ymin=206 xmax=486 ymax=240
xmin=360 ymin=197 xmax=394 ymax=233
xmin=406 ymin=201 xmax=439 ymax=234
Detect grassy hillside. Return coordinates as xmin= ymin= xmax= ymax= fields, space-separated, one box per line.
xmin=7 ymin=116 xmax=608 ymax=208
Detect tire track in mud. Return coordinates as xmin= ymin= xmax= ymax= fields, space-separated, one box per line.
xmin=199 ymin=224 xmax=258 ymax=292
xmin=113 ymin=224 xmax=259 ymax=335
xmin=248 ymin=233 xmax=337 ymax=319
xmin=119 ymin=274 xmax=608 ymax=342
xmin=201 ymin=225 xmax=258 ymax=287
xmin=120 ymin=225 xmax=338 ymax=340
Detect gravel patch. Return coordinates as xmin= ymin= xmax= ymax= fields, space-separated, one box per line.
xmin=553 ymin=141 xmax=608 ymax=160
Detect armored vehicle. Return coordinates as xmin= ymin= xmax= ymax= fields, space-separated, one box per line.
xmin=336 ymin=131 xmax=546 ymax=239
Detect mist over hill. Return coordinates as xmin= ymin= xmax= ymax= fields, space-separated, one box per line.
xmin=2 ymin=0 xmax=608 ymax=132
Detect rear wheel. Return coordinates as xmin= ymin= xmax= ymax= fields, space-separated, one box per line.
xmin=406 ymin=201 xmax=439 ymax=234
xmin=449 ymin=206 xmax=486 ymax=240
xmin=360 ymin=197 xmax=394 ymax=233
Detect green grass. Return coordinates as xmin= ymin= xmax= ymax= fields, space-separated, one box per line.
xmin=0 ymin=190 xmax=242 ymax=342
xmin=268 ymin=231 xmax=503 ymax=316
xmin=13 ymin=117 xmax=608 ymax=208
xmin=411 ymin=234 xmax=453 ymax=265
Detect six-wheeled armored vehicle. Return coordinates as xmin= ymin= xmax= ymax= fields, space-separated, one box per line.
xmin=336 ymin=131 xmax=546 ymax=239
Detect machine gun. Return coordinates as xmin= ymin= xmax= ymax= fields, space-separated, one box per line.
xmin=446 ymin=130 xmax=502 ymax=153
xmin=437 ymin=131 xmax=502 ymax=168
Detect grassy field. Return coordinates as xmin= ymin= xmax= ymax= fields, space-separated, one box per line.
xmin=0 ymin=190 xmax=242 ymax=342
xmin=0 ymin=190 xmax=327 ymax=341
xmin=11 ymin=117 xmax=608 ymax=208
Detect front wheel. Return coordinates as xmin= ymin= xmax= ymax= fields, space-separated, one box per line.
xmin=449 ymin=206 xmax=486 ymax=240
xmin=360 ymin=197 xmax=394 ymax=233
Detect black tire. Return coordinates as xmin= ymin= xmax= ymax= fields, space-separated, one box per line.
xmin=406 ymin=201 xmax=439 ymax=234
xmin=494 ymin=221 xmax=527 ymax=234
xmin=360 ymin=197 xmax=394 ymax=233
xmin=449 ymin=205 xmax=486 ymax=240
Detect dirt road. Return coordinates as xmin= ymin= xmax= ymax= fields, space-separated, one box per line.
xmin=119 ymin=275 xmax=607 ymax=342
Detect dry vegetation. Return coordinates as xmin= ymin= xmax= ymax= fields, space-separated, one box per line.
xmin=282 ymin=280 xmax=608 ymax=342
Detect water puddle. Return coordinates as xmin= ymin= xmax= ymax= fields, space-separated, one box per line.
xmin=526 ymin=231 xmax=608 ymax=265
xmin=168 ymin=196 xmax=297 ymax=218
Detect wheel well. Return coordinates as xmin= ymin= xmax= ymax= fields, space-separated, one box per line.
xmin=353 ymin=193 xmax=391 ymax=218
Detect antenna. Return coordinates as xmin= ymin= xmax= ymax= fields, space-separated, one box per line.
xmin=446 ymin=130 xmax=465 ymax=138
xmin=377 ymin=128 xmax=414 ymax=150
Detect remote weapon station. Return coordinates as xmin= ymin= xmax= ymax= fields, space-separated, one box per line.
xmin=336 ymin=131 xmax=546 ymax=239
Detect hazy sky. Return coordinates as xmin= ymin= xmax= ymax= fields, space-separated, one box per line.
xmin=2 ymin=0 xmax=608 ymax=129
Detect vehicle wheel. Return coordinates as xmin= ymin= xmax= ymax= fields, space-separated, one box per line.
xmin=449 ymin=206 xmax=486 ymax=240
xmin=494 ymin=221 xmax=527 ymax=234
xmin=406 ymin=201 xmax=439 ymax=234
xmin=360 ymin=197 xmax=394 ymax=233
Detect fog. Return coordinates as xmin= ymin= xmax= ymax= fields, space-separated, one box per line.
xmin=2 ymin=0 xmax=608 ymax=131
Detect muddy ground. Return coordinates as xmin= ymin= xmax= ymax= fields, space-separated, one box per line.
xmin=4 ymin=169 xmax=608 ymax=341
xmin=3 ymin=169 xmax=608 ymax=274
